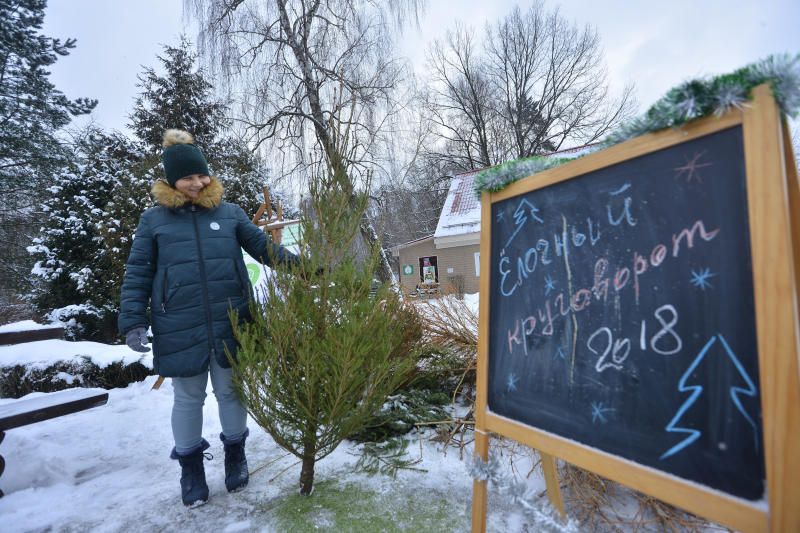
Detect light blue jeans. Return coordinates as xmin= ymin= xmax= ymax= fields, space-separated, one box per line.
xmin=171 ymin=355 xmax=248 ymax=454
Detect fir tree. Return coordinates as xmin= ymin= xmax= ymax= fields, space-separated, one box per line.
xmin=0 ymin=0 xmax=96 ymax=303
xmin=230 ymin=161 xmax=424 ymax=495
xmin=129 ymin=35 xmax=225 ymax=153
xmin=211 ymin=136 xmax=271 ymax=217
xmin=29 ymin=127 xmax=139 ymax=340
xmin=128 ymin=37 xmax=276 ymax=215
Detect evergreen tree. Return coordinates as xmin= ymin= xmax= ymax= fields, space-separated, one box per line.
xmin=230 ymin=161 xmax=424 ymax=495
xmin=211 ymin=136 xmax=270 ymax=217
xmin=29 ymin=127 xmax=139 ymax=340
xmin=29 ymin=38 xmax=287 ymax=341
xmin=129 ymin=35 xmax=225 ymax=153
xmin=0 ymin=0 xmax=96 ymax=303
xmin=128 ymin=37 xmax=275 ymax=215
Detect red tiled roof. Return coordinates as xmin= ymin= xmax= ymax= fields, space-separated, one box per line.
xmin=448 ymin=173 xmax=480 ymax=216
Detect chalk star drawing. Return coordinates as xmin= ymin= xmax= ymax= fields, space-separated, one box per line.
xmin=544 ymin=274 xmax=556 ymax=296
xmin=553 ymin=347 xmax=566 ymax=361
xmin=506 ymin=373 xmax=519 ymax=392
xmin=674 ymin=150 xmax=712 ymax=183
xmin=690 ymin=267 xmax=715 ymax=290
xmin=591 ymin=402 xmax=614 ymax=424
xmin=496 ymin=211 xmax=505 ymax=223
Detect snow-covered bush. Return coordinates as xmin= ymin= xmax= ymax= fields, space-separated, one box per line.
xmin=0 ymin=358 xmax=152 ymax=398
xmin=28 ymin=129 xmax=141 ymax=342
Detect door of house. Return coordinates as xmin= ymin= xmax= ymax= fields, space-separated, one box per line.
xmin=419 ymin=256 xmax=438 ymax=284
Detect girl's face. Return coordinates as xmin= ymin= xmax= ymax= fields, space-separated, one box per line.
xmin=175 ymin=174 xmax=211 ymax=199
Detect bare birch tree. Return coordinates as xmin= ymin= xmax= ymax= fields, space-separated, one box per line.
xmin=183 ymin=0 xmax=423 ymax=283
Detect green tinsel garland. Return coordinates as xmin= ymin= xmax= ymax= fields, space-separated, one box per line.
xmin=473 ymin=53 xmax=800 ymax=196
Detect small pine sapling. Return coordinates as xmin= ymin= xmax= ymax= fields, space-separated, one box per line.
xmin=229 ymin=163 xmax=423 ymax=495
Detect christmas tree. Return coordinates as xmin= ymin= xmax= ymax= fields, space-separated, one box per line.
xmin=229 ymin=161 xmax=423 ymax=495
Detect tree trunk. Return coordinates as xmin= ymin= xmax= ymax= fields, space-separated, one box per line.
xmin=299 ymin=454 xmax=316 ymax=495
xmin=299 ymin=426 xmax=317 ymax=495
xmin=359 ymin=214 xmax=396 ymax=286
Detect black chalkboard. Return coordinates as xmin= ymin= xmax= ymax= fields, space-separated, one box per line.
xmin=487 ymin=125 xmax=764 ymax=501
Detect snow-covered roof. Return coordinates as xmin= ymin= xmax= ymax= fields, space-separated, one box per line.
xmin=390 ymin=234 xmax=434 ymax=256
xmin=433 ymin=143 xmax=602 ymax=246
xmin=433 ymin=169 xmax=482 ymax=247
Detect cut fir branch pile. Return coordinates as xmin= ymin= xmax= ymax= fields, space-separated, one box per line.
xmin=415 ymin=294 xmax=479 ymax=403
xmin=558 ymin=463 xmax=719 ymax=532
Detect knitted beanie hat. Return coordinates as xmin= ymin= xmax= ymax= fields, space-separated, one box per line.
xmin=161 ymin=129 xmax=210 ymax=186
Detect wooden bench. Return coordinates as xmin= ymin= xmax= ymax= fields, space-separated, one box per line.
xmin=0 ymin=325 xmax=65 ymax=346
xmin=0 ymin=387 xmax=108 ymax=497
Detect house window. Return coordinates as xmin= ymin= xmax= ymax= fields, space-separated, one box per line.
xmin=419 ymin=256 xmax=438 ymax=283
xmin=474 ymin=252 xmax=480 ymax=277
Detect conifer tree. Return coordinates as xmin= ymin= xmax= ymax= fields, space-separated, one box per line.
xmin=128 ymin=37 xmax=272 ymax=215
xmin=229 ymin=160 xmax=423 ymax=495
xmin=28 ymin=128 xmax=139 ymax=340
xmin=129 ymin=35 xmax=225 ymax=154
xmin=0 ymin=0 xmax=96 ymax=303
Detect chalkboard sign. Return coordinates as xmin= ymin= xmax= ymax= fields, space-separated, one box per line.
xmin=473 ymin=84 xmax=800 ymax=533
xmin=487 ymin=125 xmax=764 ymax=500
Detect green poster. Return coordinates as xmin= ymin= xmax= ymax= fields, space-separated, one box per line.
xmin=247 ymin=263 xmax=261 ymax=284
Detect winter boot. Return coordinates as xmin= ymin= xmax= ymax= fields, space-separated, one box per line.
xmin=220 ymin=428 xmax=249 ymax=492
xmin=170 ymin=439 xmax=211 ymax=507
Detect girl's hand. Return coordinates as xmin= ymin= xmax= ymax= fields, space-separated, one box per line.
xmin=125 ymin=327 xmax=151 ymax=353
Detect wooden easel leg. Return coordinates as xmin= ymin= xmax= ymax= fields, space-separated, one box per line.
xmin=471 ymin=429 xmax=490 ymax=533
xmin=540 ymin=451 xmax=565 ymax=517
xmin=151 ymin=376 xmax=165 ymax=390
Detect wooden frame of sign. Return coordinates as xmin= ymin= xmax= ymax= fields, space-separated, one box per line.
xmin=472 ymin=85 xmax=800 ymax=533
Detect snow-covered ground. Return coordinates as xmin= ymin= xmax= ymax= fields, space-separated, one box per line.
xmin=0 ymin=300 xmax=572 ymax=533
xmin=0 ymin=378 xmax=565 ymax=532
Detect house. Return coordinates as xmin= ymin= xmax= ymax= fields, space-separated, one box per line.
xmin=392 ymin=169 xmax=482 ymax=295
xmin=392 ymin=144 xmax=600 ymax=296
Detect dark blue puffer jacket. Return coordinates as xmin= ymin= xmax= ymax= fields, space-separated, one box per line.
xmin=118 ymin=178 xmax=298 ymax=377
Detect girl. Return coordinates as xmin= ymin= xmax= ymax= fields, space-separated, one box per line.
xmin=118 ymin=129 xmax=299 ymax=507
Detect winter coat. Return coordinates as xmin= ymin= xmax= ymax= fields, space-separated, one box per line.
xmin=118 ymin=177 xmax=298 ymax=377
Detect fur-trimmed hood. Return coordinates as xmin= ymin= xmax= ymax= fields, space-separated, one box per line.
xmin=151 ymin=176 xmax=224 ymax=209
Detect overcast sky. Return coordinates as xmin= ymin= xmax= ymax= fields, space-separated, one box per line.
xmin=43 ymin=0 xmax=800 ymax=135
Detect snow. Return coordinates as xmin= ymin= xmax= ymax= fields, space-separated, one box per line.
xmin=463 ymin=293 xmax=479 ymax=315
xmin=0 ymin=321 xmax=57 ymax=334
xmin=0 ymin=303 xmax=576 ymax=532
xmin=0 ymin=339 xmax=152 ymax=371
xmin=0 ymin=372 xmax=565 ymax=532
xmin=0 ymin=292 xmax=706 ymax=531
xmin=0 ymin=387 xmax=106 ymax=421
xmin=434 ymin=173 xmax=483 ymax=240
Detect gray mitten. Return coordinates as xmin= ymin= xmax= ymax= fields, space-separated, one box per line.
xmin=125 ymin=327 xmax=150 ymax=353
